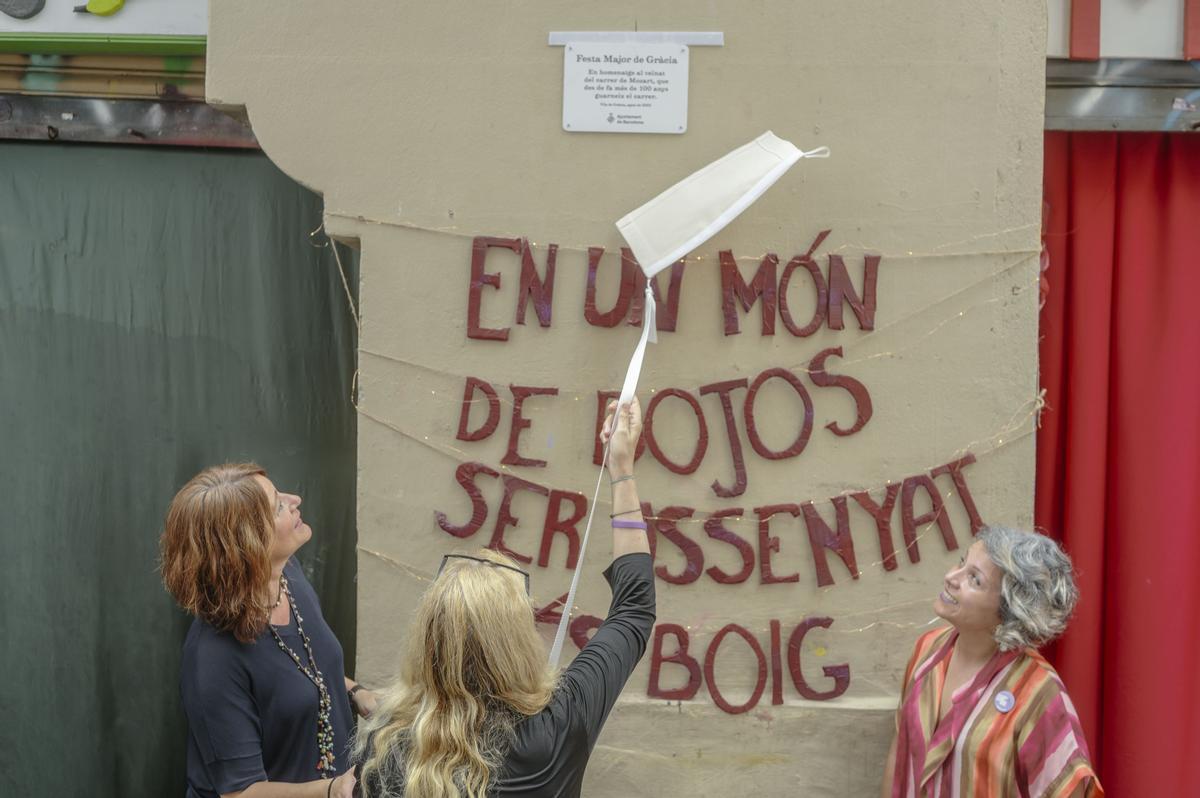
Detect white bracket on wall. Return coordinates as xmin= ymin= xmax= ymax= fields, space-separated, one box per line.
xmin=548 ymin=31 xmax=724 ymax=46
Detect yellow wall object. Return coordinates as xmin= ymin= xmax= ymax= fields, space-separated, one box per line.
xmin=207 ymin=3 xmax=1046 ymax=795
xmin=81 ymin=0 xmax=124 ymax=17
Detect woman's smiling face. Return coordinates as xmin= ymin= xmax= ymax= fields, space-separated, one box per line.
xmin=255 ymin=474 xmax=311 ymax=563
xmin=933 ymin=540 xmax=1003 ymax=635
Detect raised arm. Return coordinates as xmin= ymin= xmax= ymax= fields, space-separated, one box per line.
xmin=600 ymin=397 xmax=650 ymax=560
xmin=560 ymin=397 xmax=654 ymax=743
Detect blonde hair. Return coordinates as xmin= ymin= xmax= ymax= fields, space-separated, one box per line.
xmin=160 ymin=462 xmax=273 ymax=643
xmin=978 ymin=526 xmax=1079 ymax=651
xmin=355 ymin=549 xmax=555 ymax=798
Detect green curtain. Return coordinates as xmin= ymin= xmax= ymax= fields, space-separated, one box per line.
xmin=0 ymin=142 xmax=359 ymax=796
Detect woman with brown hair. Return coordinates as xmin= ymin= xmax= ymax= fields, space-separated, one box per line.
xmin=162 ymin=463 xmax=376 ymax=798
xmin=352 ymin=397 xmax=654 ymax=798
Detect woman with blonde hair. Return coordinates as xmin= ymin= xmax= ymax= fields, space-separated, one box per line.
xmin=162 ymin=463 xmax=376 ymax=798
xmin=353 ymin=398 xmax=654 ymax=798
xmin=882 ymin=527 xmax=1103 ymax=797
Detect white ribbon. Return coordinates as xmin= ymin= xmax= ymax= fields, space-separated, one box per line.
xmin=548 ymin=285 xmax=656 ymax=667
xmin=549 ymin=133 xmax=826 ymax=667
xmin=618 ymin=284 xmax=658 ymax=405
xmin=616 ymin=133 xmax=828 ymax=279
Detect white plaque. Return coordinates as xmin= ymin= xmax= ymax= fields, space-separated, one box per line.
xmin=562 ymin=42 xmax=689 ymax=134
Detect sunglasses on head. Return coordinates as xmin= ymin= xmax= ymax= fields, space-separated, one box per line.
xmin=437 ymin=554 xmax=531 ymax=595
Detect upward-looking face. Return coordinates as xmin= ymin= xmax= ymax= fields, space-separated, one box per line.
xmin=933 ymin=540 xmax=1002 ymax=635
xmin=254 ymin=474 xmax=312 ymax=564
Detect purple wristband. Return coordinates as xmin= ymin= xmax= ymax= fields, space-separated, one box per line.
xmin=612 ymin=518 xmax=647 ymax=530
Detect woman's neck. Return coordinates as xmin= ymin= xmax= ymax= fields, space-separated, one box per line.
xmin=268 ymin=560 xmax=287 ymax=602
xmin=266 ymin=560 xmax=290 ymax=626
xmin=954 ymin=627 xmax=999 ymax=666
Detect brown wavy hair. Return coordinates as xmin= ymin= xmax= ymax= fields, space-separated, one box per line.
xmin=160 ymin=462 xmax=275 ymax=643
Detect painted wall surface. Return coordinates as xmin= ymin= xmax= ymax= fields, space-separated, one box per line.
xmin=207 ymin=3 xmax=1045 ymax=794
xmin=0 ymin=0 xmax=206 ymax=36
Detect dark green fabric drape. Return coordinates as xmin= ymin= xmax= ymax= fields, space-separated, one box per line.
xmin=0 ymin=142 xmax=359 ymax=797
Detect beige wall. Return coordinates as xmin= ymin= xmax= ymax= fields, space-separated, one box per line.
xmin=207 ymin=3 xmax=1045 ymax=794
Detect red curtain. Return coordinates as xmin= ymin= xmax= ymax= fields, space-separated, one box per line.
xmin=1038 ymin=132 xmax=1200 ymax=795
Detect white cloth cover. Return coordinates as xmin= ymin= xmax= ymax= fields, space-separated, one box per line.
xmin=548 ymin=132 xmax=827 ymax=668
xmin=616 ymin=131 xmax=828 ymax=278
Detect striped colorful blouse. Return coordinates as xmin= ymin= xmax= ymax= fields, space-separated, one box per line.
xmin=892 ymin=626 xmax=1103 ymax=798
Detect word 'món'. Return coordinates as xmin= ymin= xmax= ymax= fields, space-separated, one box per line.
xmin=465 ymin=230 xmax=879 ymax=339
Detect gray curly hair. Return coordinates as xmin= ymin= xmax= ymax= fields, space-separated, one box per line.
xmin=977 ymin=526 xmax=1079 ymax=651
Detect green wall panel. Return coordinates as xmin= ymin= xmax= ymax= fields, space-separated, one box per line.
xmin=0 ymin=142 xmax=359 ymax=796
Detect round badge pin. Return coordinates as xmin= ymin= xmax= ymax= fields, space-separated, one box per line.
xmin=994 ymin=690 xmax=1015 ymax=713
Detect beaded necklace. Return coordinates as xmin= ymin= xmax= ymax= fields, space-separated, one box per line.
xmin=268 ymin=575 xmax=336 ymax=778
xmin=268 ymin=573 xmax=285 ymax=612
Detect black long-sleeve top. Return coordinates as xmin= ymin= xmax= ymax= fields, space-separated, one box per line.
xmin=356 ymin=551 xmax=656 ymax=798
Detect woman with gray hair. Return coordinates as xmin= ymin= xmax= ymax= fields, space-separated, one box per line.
xmin=881 ymin=527 xmax=1103 ymax=797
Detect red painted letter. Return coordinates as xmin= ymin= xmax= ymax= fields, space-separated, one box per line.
xmin=502 ymin=385 xmax=558 ymax=467
xmin=808 ymin=347 xmax=873 ymax=437
xmin=755 ymin=504 xmax=802 ymax=584
xmin=900 ymin=474 xmax=958 ymax=563
xmin=931 ymin=453 xmax=984 ymax=535
xmin=778 ymin=230 xmax=832 ymax=337
xmin=827 ymin=253 xmax=880 ymax=331
xmin=467 ymin=236 xmax=518 ymax=341
xmin=648 ymin=624 xmax=702 ymax=700
xmin=455 ymin=377 xmax=501 ymax=442
xmin=704 ymin=624 xmax=768 ymax=715
xmin=489 ymin=475 xmax=547 ymax=564
xmin=703 ymin=507 xmax=754 ymax=584
xmin=851 ymin=484 xmax=901 ymax=572
xmin=583 ymin=247 xmax=638 ymax=327
xmin=649 ymin=506 xmax=703 ymax=585
xmin=628 ymin=250 xmax=686 ymax=333
xmin=699 ymin=378 xmax=749 ymax=498
xmin=538 ymin=489 xmax=586 ymax=569
xmin=515 ymin=240 xmax=556 ymax=327
xmin=800 ymin=498 xmax=860 ymax=587
xmin=644 ymin=388 xmax=708 ymax=474
xmin=787 ymin=617 xmax=849 ymax=700
xmin=743 ymin=367 xmax=814 ymax=460
xmin=720 ymin=251 xmax=778 ymax=336
xmin=435 ymin=461 xmax=499 ymax=538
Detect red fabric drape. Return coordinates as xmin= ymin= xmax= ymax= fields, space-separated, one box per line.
xmin=1038 ymin=132 xmax=1200 ymax=796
